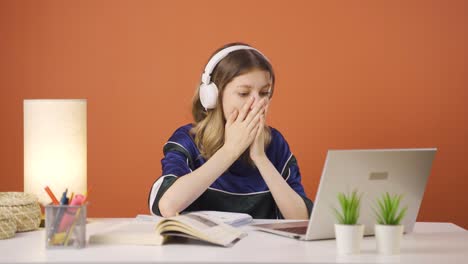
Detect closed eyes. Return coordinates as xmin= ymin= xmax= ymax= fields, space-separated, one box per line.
xmin=238 ymin=91 xmax=271 ymax=97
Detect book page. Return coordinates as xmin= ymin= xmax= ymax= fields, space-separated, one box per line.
xmin=136 ymin=211 xmax=252 ymax=227
xmin=187 ymin=211 xmax=252 ymax=227
xmin=157 ymin=212 xmax=247 ymax=247
xmin=89 ymin=221 xmax=164 ymax=246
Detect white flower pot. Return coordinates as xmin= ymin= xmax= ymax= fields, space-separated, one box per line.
xmin=375 ymin=224 xmax=404 ymax=255
xmin=334 ymin=224 xmax=364 ymax=255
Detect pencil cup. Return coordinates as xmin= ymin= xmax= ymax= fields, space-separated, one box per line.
xmin=45 ymin=204 xmax=87 ymax=249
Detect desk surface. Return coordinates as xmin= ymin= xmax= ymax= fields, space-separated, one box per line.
xmin=0 ymin=219 xmax=466 ymax=263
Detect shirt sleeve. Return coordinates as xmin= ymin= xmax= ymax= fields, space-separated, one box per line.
xmin=283 ymin=155 xmax=314 ymax=217
xmin=270 ymin=128 xmax=314 ymax=218
xmin=148 ymin=129 xmax=195 ymax=216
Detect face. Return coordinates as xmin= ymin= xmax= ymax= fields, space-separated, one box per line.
xmin=222 ymin=69 xmax=272 ymax=121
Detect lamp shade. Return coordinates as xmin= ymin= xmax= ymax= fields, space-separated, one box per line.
xmin=24 ymin=99 xmax=87 ymax=205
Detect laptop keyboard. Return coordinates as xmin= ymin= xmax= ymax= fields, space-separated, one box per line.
xmin=276 ymin=226 xmax=308 ymax=235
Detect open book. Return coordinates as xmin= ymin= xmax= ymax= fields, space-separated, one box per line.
xmin=89 ymin=211 xmax=250 ymax=247
xmin=135 ymin=210 xmax=253 ymax=227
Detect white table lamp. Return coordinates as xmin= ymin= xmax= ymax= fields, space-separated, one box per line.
xmin=24 ymin=99 xmax=87 ymax=205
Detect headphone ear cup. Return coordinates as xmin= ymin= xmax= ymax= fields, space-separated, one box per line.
xmin=199 ymin=82 xmax=219 ymax=110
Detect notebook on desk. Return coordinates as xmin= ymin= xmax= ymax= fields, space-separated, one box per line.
xmin=253 ymin=148 xmax=436 ymax=240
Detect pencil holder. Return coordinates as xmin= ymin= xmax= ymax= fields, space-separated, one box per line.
xmin=45 ymin=204 xmax=87 ymax=249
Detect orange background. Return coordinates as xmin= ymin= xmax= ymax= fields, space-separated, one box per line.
xmin=1 ymin=0 xmax=467 ymax=228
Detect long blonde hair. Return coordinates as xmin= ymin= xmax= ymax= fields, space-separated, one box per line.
xmin=190 ymin=43 xmax=276 ymax=166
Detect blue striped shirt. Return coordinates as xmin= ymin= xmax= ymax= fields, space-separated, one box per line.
xmin=148 ymin=124 xmax=313 ymax=219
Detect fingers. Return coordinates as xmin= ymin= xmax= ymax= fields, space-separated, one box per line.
xmin=249 ymin=121 xmax=261 ymax=137
xmin=255 ymin=114 xmax=265 ymax=138
xmin=236 ymin=97 xmax=255 ymax=122
xmin=226 ymin=109 xmax=238 ymax=127
xmin=247 ymin=110 xmax=262 ymax=132
xmin=259 ymin=114 xmax=265 ymax=133
xmin=244 ymin=98 xmax=267 ymax=125
xmin=249 ymin=115 xmax=265 ymax=141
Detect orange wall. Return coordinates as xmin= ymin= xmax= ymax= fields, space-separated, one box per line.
xmin=1 ymin=0 xmax=467 ymax=228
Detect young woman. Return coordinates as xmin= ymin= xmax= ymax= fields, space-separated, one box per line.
xmin=148 ymin=43 xmax=313 ymax=219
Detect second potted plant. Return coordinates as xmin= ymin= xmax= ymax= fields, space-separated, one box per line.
xmin=333 ymin=190 xmax=364 ymax=255
xmin=373 ymin=192 xmax=408 ymax=255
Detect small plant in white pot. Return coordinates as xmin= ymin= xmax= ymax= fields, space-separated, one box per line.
xmin=333 ymin=190 xmax=364 ymax=255
xmin=373 ymin=192 xmax=408 ymax=255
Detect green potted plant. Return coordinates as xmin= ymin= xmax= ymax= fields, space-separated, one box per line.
xmin=333 ymin=190 xmax=364 ymax=254
xmin=373 ymin=192 xmax=408 ymax=255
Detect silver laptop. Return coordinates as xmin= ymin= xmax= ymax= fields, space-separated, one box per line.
xmin=253 ymin=148 xmax=436 ymax=240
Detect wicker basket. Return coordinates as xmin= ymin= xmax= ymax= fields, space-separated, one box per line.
xmin=0 ymin=210 xmax=16 ymax=239
xmin=0 ymin=192 xmax=41 ymax=232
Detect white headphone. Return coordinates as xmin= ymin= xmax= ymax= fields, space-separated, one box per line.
xmin=199 ymin=45 xmax=269 ymax=110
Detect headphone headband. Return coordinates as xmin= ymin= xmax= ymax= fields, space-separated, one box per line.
xmin=201 ymin=45 xmax=269 ymax=85
xmin=198 ymin=44 xmax=270 ymax=110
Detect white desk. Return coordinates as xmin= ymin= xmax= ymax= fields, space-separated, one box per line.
xmin=0 ymin=219 xmax=466 ymax=263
